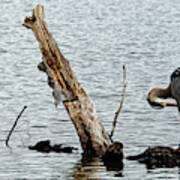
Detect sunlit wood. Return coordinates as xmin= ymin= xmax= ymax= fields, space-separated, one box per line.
xmin=23 ymin=4 xmax=112 ymax=156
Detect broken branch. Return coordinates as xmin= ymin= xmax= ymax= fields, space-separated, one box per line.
xmin=6 ymin=106 xmax=27 ymax=148
xmin=110 ymin=65 xmax=127 ymax=139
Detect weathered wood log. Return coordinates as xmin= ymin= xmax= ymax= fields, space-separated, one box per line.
xmin=23 ymin=4 xmax=112 ymax=156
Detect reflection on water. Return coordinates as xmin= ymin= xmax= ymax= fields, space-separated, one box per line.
xmin=0 ymin=0 xmax=180 ymax=179
xmin=73 ymin=156 xmax=123 ymax=179
xmin=73 ymin=157 xmax=103 ymax=179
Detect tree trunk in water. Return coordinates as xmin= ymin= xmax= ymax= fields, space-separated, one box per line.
xmin=23 ymin=4 xmax=112 ymax=156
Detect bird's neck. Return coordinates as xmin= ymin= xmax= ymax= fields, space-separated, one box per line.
xmin=152 ymin=85 xmax=171 ymax=99
xmin=147 ymin=85 xmax=177 ymax=107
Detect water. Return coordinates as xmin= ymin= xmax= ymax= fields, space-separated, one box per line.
xmin=0 ymin=0 xmax=180 ymax=179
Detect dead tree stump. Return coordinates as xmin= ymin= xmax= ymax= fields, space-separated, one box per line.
xmin=23 ymin=4 xmax=112 ymax=156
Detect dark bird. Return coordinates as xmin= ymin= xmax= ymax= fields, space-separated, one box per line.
xmin=147 ymin=68 xmax=180 ymax=110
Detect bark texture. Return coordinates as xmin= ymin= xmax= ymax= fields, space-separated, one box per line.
xmin=23 ymin=4 xmax=112 ymax=156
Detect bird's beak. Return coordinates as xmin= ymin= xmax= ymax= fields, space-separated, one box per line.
xmin=165 ymin=102 xmax=177 ymax=107
xmin=147 ymin=97 xmax=177 ymax=109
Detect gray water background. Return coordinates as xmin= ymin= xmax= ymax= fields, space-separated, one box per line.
xmin=0 ymin=0 xmax=180 ymax=179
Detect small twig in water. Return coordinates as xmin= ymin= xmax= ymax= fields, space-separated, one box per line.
xmin=6 ymin=106 xmax=27 ymax=148
xmin=110 ymin=65 xmax=127 ymax=139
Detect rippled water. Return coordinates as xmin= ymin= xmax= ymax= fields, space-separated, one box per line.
xmin=0 ymin=0 xmax=180 ymax=179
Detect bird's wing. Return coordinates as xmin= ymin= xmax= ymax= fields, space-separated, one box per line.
xmin=171 ymin=77 xmax=180 ymax=110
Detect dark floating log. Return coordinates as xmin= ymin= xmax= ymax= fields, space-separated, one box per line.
xmin=127 ymin=146 xmax=180 ymax=169
xmin=102 ymin=142 xmax=124 ymax=162
xmin=102 ymin=141 xmax=124 ymax=172
xmin=104 ymin=160 xmax=124 ymax=172
xmin=29 ymin=140 xmax=78 ymax=153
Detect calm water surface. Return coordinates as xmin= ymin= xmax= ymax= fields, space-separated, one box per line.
xmin=0 ymin=0 xmax=180 ymax=179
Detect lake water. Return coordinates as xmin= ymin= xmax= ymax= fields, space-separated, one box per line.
xmin=0 ymin=0 xmax=180 ymax=179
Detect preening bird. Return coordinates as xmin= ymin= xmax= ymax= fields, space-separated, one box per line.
xmin=147 ymin=67 xmax=180 ymax=111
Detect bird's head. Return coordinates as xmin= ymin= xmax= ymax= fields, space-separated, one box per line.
xmin=147 ymin=67 xmax=180 ymax=111
xmin=147 ymin=86 xmax=177 ymax=110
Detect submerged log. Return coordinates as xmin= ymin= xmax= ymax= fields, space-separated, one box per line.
xmin=127 ymin=146 xmax=180 ymax=169
xmin=23 ymin=4 xmax=113 ymax=156
xmin=29 ymin=140 xmax=77 ymax=153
